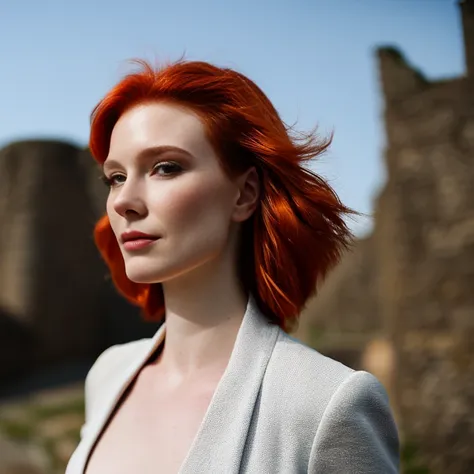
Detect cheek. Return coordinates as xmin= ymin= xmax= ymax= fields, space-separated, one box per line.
xmin=106 ymin=196 xmax=120 ymax=236
xmin=156 ymin=176 xmax=233 ymax=232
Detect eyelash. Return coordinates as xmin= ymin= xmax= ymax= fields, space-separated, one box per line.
xmin=101 ymin=162 xmax=182 ymax=188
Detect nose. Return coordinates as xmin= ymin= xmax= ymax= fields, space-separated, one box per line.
xmin=111 ymin=179 xmax=147 ymax=219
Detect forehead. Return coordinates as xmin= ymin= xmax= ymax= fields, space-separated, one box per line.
xmin=107 ymin=102 xmax=213 ymax=160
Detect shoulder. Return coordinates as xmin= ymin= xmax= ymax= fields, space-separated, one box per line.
xmin=267 ymin=330 xmax=356 ymax=408
xmin=266 ymin=329 xmax=395 ymax=426
xmin=83 ymin=338 xmax=152 ymax=420
xmin=85 ymin=338 xmax=151 ymax=391
xmin=267 ymin=330 xmax=399 ymax=472
xmin=308 ymin=364 xmax=400 ymax=472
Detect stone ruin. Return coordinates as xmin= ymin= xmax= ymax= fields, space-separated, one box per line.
xmin=298 ymin=1 xmax=474 ymax=472
xmin=1 ymin=3 xmax=473 ymax=471
xmin=0 ymin=140 xmax=160 ymax=392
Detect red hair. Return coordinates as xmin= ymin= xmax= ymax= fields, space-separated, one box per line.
xmin=90 ymin=59 xmax=355 ymax=332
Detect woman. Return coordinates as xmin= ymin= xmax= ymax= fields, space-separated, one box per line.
xmin=66 ymin=59 xmax=400 ymax=473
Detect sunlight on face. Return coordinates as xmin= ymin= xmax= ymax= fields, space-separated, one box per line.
xmin=103 ymin=102 xmax=241 ymax=284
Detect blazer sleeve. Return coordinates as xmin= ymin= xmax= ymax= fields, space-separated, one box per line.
xmin=308 ymin=370 xmax=400 ymax=473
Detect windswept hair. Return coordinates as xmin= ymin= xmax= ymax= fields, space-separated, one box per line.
xmin=90 ymin=59 xmax=355 ymax=333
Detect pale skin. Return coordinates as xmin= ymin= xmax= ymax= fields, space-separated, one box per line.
xmin=84 ymin=102 xmax=260 ymax=474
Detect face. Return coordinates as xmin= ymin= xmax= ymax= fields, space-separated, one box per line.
xmin=103 ymin=102 xmax=251 ymax=284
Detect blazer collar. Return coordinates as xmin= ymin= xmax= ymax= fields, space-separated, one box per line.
xmin=76 ymin=292 xmax=280 ymax=474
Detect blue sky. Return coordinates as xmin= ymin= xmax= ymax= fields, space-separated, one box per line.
xmin=0 ymin=0 xmax=465 ymax=236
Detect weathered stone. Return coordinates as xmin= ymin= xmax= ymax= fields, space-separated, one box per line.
xmin=0 ymin=140 xmax=161 ymax=386
xmin=300 ymin=2 xmax=474 ymax=472
xmin=0 ymin=308 xmax=33 ymax=380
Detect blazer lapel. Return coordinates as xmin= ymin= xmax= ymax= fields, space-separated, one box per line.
xmin=179 ymin=293 xmax=279 ymax=474
xmin=71 ymin=292 xmax=279 ymax=474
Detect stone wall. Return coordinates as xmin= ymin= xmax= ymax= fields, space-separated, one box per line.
xmin=0 ymin=140 xmax=160 ymax=387
xmin=300 ymin=2 xmax=474 ymax=472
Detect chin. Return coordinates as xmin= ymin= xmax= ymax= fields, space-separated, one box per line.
xmin=124 ymin=263 xmax=164 ymax=284
xmin=123 ymin=250 xmax=219 ymax=285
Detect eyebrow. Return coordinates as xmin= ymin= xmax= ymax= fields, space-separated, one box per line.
xmin=103 ymin=145 xmax=194 ymax=172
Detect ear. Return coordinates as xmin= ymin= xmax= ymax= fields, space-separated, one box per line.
xmin=232 ymin=166 xmax=260 ymax=223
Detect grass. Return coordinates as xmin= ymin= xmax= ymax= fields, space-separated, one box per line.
xmin=0 ymin=392 xmax=84 ymax=474
xmin=30 ymin=397 xmax=84 ymax=420
xmin=401 ymin=441 xmax=431 ymax=474
xmin=0 ymin=417 xmax=34 ymax=441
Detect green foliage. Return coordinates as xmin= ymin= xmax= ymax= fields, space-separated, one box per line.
xmin=30 ymin=397 xmax=84 ymax=420
xmin=0 ymin=418 xmax=34 ymax=440
xmin=401 ymin=441 xmax=430 ymax=474
xmin=0 ymin=391 xmax=84 ymax=474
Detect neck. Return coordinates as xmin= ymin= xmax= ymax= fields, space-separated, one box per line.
xmin=154 ymin=257 xmax=249 ymax=383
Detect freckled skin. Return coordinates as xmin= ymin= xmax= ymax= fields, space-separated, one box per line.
xmin=105 ymin=102 xmax=244 ymax=285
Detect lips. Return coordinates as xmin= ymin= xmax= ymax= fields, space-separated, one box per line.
xmin=121 ymin=230 xmax=160 ymax=244
xmin=120 ymin=230 xmax=160 ymax=251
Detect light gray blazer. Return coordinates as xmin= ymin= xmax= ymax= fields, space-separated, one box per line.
xmin=66 ymin=293 xmax=400 ymax=473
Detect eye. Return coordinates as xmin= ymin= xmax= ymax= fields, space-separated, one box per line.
xmin=100 ymin=173 xmax=126 ymax=188
xmin=100 ymin=161 xmax=182 ymax=188
xmin=152 ymin=161 xmax=183 ymax=176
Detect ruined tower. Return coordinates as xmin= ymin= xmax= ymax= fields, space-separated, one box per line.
xmin=461 ymin=0 xmax=474 ymax=81
xmin=0 ymin=140 xmax=159 ymax=381
xmin=301 ymin=2 xmax=474 ymax=472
